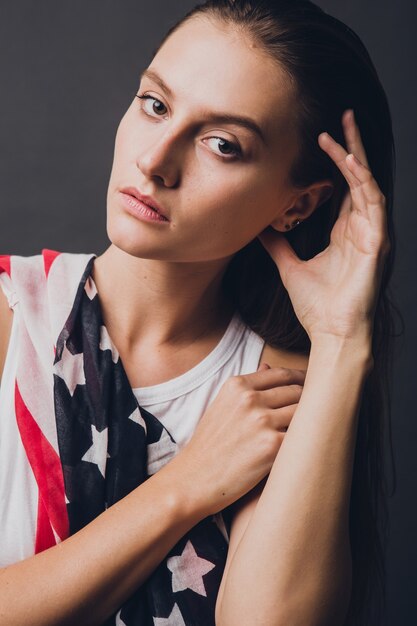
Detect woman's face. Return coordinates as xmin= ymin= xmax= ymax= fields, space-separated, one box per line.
xmin=106 ymin=16 xmax=300 ymax=263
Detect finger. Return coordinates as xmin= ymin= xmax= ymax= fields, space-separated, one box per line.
xmin=318 ymin=132 xmax=360 ymax=188
xmin=319 ymin=130 xmax=383 ymax=206
xmin=342 ymin=109 xmax=370 ymax=169
xmin=270 ymin=403 xmax=299 ymax=432
xmin=257 ymin=362 xmax=272 ymax=372
xmin=243 ymin=366 xmax=307 ymax=390
xmin=345 ymin=153 xmax=387 ymax=208
xmin=318 ymin=132 xmax=385 ymax=221
xmin=257 ymin=227 xmax=303 ymax=286
xmin=260 ymin=383 xmax=303 ymax=409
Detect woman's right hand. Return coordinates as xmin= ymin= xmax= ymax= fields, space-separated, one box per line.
xmin=174 ymin=362 xmax=306 ymax=516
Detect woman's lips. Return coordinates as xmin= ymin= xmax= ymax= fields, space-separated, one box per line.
xmin=120 ymin=186 xmax=169 ymax=219
xmin=119 ymin=192 xmax=170 ymax=223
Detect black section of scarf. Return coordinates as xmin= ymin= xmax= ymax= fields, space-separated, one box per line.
xmin=52 ymin=257 xmax=232 ymax=625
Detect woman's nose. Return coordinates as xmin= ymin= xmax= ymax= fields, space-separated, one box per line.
xmin=136 ymin=129 xmax=181 ymax=187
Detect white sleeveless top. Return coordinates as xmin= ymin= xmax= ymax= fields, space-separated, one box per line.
xmin=0 ymin=257 xmax=265 ymax=566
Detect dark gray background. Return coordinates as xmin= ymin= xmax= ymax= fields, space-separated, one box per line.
xmin=0 ymin=1 xmax=415 ymax=623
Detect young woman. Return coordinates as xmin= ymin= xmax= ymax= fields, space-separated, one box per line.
xmin=0 ymin=1 xmax=397 ymax=624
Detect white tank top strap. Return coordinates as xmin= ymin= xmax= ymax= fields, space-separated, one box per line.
xmin=134 ymin=310 xmax=265 ymax=404
xmin=131 ymin=311 xmax=266 ymax=453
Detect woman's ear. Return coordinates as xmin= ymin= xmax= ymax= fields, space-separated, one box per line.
xmin=270 ymin=180 xmax=334 ymax=232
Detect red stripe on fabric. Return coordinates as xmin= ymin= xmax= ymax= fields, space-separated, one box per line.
xmin=0 ymin=254 xmax=11 ymax=277
xmin=35 ymin=491 xmax=57 ymax=553
xmin=15 ymin=381 xmax=69 ymax=548
xmin=42 ymin=249 xmax=61 ymax=278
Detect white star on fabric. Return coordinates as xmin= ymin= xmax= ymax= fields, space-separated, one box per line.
xmin=81 ymin=424 xmax=110 ymax=478
xmin=115 ymin=609 xmax=127 ymax=626
xmin=99 ymin=325 xmax=119 ymax=364
xmin=167 ymin=540 xmax=216 ymax=597
xmin=212 ymin=512 xmax=230 ymax=544
xmin=84 ymin=278 xmax=98 ymax=300
xmin=54 ymin=343 xmax=85 ymax=396
xmin=128 ymin=407 xmax=147 ymax=432
xmin=153 ymin=603 xmax=186 ymax=626
xmin=147 ymin=429 xmax=179 ymax=476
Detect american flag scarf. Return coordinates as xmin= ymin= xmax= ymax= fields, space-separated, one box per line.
xmin=0 ymin=249 xmax=231 ymax=625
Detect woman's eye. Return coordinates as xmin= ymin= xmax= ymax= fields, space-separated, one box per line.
xmin=136 ymin=93 xmax=167 ymax=117
xmin=136 ymin=94 xmax=242 ymax=160
xmin=203 ymin=137 xmax=242 ymax=159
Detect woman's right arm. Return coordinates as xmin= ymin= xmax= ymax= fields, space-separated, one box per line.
xmin=0 ymin=436 xmax=206 ymax=626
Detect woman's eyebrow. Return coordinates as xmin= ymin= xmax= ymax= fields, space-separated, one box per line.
xmin=140 ymin=68 xmax=266 ymax=144
xmin=140 ymin=69 xmax=174 ymax=97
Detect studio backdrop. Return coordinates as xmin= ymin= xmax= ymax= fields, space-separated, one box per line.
xmin=0 ymin=1 xmax=415 ymax=624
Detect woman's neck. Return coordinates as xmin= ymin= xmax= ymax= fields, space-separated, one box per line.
xmin=91 ymin=244 xmax=235 ymax=353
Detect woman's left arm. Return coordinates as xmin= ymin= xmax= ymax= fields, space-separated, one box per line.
xmin=216 ymin=108 xmax=390 ymax=626
xmin=216 ymin=333 xmax=372 ymax=626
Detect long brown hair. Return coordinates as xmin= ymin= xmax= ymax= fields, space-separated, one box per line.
xmin=152 ymin=1 xmax=403 ymax=623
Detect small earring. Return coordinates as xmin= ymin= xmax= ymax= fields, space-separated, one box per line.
xmin=285 ymin=219 xmax=301 ymax=230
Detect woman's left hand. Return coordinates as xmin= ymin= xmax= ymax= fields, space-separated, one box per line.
xmin=257 ymin=109 xmax=391 ymax=343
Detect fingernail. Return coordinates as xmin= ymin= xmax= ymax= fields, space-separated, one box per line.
xmin=348 ymin=153 xmax=359 ymax=164
xmin=257 ymin=362 xmax=271 ymax=371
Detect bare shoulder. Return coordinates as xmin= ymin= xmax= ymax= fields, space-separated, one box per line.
xmin=259 ymin=341 xmax=309 ymax=372
xmin=0 ymin=286 xmax=14 ymax=382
